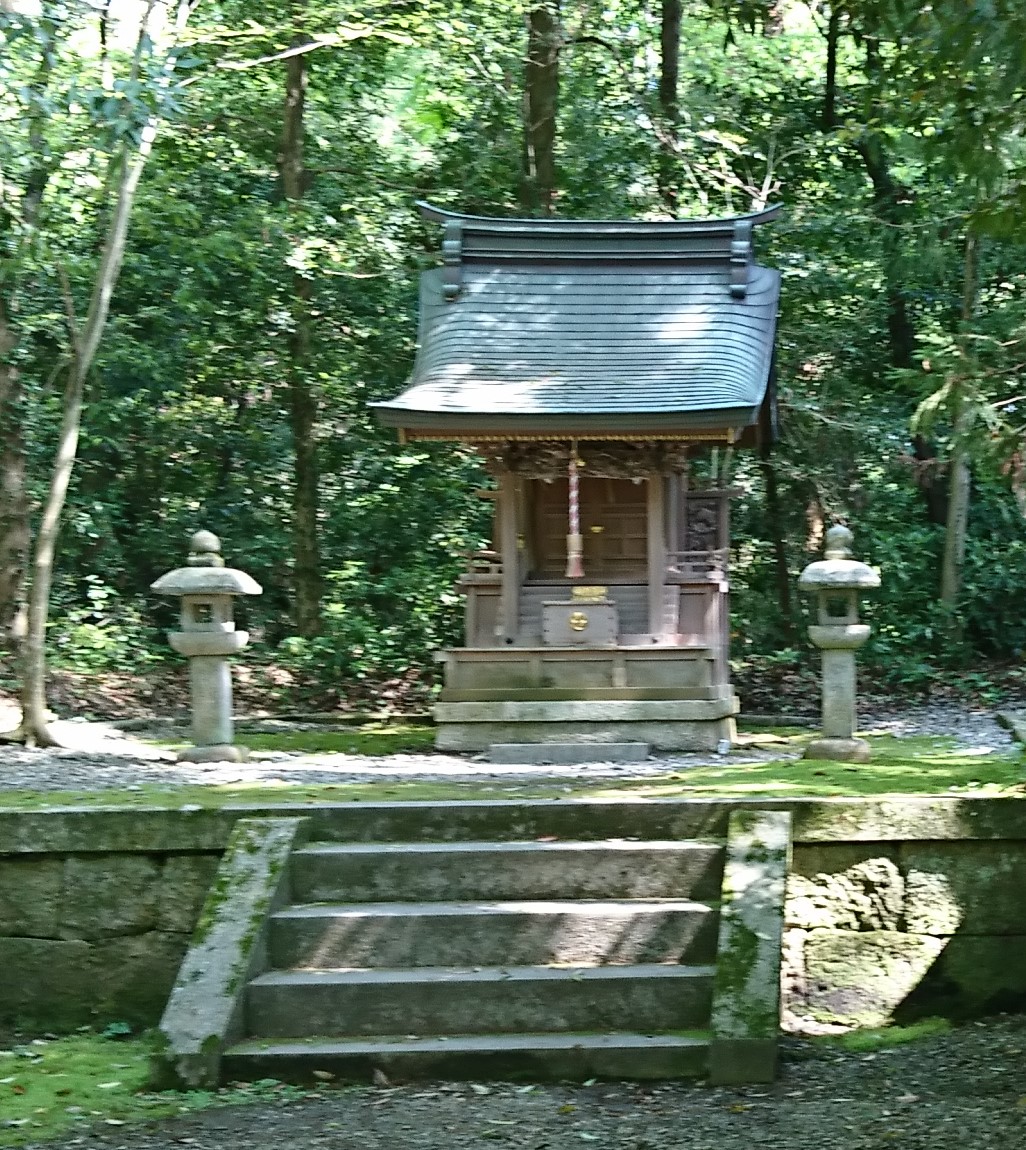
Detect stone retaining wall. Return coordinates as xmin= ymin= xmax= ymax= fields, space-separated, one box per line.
xmin=3 ymin=798 xmax=1026 ymax=1032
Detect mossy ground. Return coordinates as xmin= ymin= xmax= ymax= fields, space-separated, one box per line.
xmin=0 ymin=731 xmax=1021 ymax=811
xmin=0 ymin=1031 xmax=312 ymax=1147
xmin=820 ymin=1016 xmax=953 ymax=1052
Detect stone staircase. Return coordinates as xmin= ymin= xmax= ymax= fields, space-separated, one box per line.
xmin=159 ymin=801 xmax=790 ymax=1087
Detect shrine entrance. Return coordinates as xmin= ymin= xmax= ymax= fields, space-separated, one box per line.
xmin=530 ymin=477 xmax=647 ymax=581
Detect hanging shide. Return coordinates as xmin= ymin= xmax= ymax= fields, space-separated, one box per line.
xmin=565 ymin=440 xmax=584 ymax=579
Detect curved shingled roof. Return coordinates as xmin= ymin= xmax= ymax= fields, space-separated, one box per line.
xmin=373 ymin=202 xmax=781 ymax=441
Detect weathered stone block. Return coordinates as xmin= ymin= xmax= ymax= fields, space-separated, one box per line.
xmin=160 ymin=854 xmax=220 ymax=933
xmin=0 ymin=937 xmax=96 ymax=1028
xmin=899 ymin=935 xmax=1026 ymax=1019
xmin=799 ymin=929 xmax=945 ymax=1027
xmin=62 ymin=854 xmax=160 ymax=939
xmin=709 ymin=809 xmax=791 ymax=1085
xmin=787 ymin=854 xmax=903 ymax=931
xmin=91 ymin=932 xmax=190 ymax=1024
xmin=159 ymin=817 xmax=306 ymax=1089
xmin=0 ymin=857 xmax=62 ymax=937
xmin=901 ymin=842 xmax=1026 ymax=935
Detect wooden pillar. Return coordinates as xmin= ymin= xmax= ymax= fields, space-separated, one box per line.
xmin=498 ymin=470 xmax=520 ymax=643
xmin=647 ymin=473 xmax=666 ymax=636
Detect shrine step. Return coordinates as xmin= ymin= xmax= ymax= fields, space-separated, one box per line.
xmin=269 ymin=899 xmax=719 ymax=969
xmin=245 ymin=963 xmax=715 ymax=1039
xmin=296 ymin=799 xmax=734 ymax=843
xmin=222 ymin=1031 xmax=711 ymax=1084
xmin=288 ymin=839 xmax=724 ymax=902
xmin=485 ymin=741 xmax=650 ymax=764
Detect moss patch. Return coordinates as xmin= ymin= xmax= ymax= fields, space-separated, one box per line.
xmin=823 ymin=1016 xmax=952 ymax=1052
xmin=0 ymin=1031 xmax=313 ymax=1147
xmin=0 ymin=735 xmax=1020 ymax=811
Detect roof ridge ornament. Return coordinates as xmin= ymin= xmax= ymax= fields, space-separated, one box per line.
xmin=730 ymin=218 xmax=754 ymax=299
xmin=442 ymin=218 xmax=464 ymax=302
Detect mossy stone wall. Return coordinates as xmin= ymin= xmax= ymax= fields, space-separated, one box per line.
xmin=3 ymin=798 xmax=1026 ymax=1032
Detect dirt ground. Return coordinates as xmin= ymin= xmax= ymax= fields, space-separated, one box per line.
xmin=17 ymin=1016 xmax=1026 ymax=1150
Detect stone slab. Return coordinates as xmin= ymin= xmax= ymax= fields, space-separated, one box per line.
xmin=156 ymin=816 xmax=307 ymax=1089
xmin=0 ymin=857 xmax=62 ymax=937
xmin=787 ymin=853 xmax=903 ymax=932
xmin=435 ymin=698 xmax=739 ymax=723
xmin=486 ymin=741 xmax=650 ymax=764
xmin=797 ymin=929 xmax=945 ymax=1027
xmin=900 ymin=840 xmax=1026 ymax=935
xmin=289 ymin=839 xmax=725 ymax=902
xmin=270 ymin=899 xmax=718 ymax=969
xmin=896 ymin=934 xmax=1026 ymax=1020
xmin=437 ymin=719 xmax=735 ymax=753
xmin=223 ymin=1032 xmax=710 ymax=1084
xmin=709 ymin=809 xmax=791 ymax=1085
xmin=247 ymin=963 xmax=714 ymax=1039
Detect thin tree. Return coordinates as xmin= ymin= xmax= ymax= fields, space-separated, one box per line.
xmin=16 ymin=0 xmax=198 ymax=746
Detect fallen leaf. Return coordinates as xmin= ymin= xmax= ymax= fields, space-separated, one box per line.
xmin=104 ymin=1119 xmax=126 ymax=1126
xmin=728 ymin=1103 xmax=749 ymax=1113
xmin=896 ymin=1092 xmax=919 ymax=1103
xmin=12 ymin=1085 xmax=25 ymax=1095
xmin=372 ymin=1068 xmax=391 ymax=1088
xmin=558 ymin=1104 xmax=577 ymax=1115
xmin=97 ymin=1082 xmax=122 ymax=1089
xmin=312 ymin=1070 xmax=335 ymax=1081
xmin=470 ymin=1084 xmax=492 ymax=1095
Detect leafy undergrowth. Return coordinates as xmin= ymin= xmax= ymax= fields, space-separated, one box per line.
xmin=0 ymin=735 xmax=1022 ymax=811
xmin=0 ymin=1031 xmax=312 ymax=1147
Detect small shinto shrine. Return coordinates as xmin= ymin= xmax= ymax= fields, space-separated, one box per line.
xmin=374 ymin=202 xmax=781 ymax=752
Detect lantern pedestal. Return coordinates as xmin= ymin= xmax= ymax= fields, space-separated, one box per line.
xmin=151 ymin=531 xmax=262 ymax=764
xmin=798 ymin=526 xmax=880 ymax=764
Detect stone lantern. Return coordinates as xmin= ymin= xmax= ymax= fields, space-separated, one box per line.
xmin=151 ymin=530 xmax=262 ymax=763
xmin=798 ymin=524 xmax=880 ymax=762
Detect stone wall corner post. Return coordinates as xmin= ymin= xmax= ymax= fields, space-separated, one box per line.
xmin=150 ymin=530 xmax=262 ymax=763
xmin=798 ymin=523 xmax=881 ymax=762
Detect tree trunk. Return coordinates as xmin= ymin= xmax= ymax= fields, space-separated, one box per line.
xmin=18 ymin=0 xmax=192 ymax=744
xmin=0 ymin=342 xmax=29 ymax=656
xmin=281 ymin=22 xmax=323 ymax=638
xmin=522 ymin=2 xmax=560 ymax=215
xmin=759 ymin=441 xmax=793 ymax=635
xmin=939 ymin=232 xmax=979 ymax=610
xmin=658 ymin=0 xmax=682 ymax=215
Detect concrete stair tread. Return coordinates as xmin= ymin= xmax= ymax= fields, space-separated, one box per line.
xmin=250 ymin=963 xmax=715 ymax=987
xmin=223 ymin=1031 xmax=712 ymax=1081
xmin=272 ymin=899 xmax=717 ymax=919
xmin=294 ymin=839 xmax=723 ymax=855
xmin=227 ymin=1031 xmax=711 ymax=1057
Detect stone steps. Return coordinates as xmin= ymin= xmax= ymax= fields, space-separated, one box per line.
xmin=288 ymin=839 xmax=725 ymax=902
xmin=223 ymin=1031 xmax=711 ymax=1084
xmin=159 ymin=802 xmax=791 ymax=1088
xmin=269 ymin=899 xmax=719 ymax=969
xmin=246 ymin=963 xmax=715 ymax=1039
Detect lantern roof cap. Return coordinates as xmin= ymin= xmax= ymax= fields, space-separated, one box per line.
xmin=798 ymin=525 xmax=880 ymax=592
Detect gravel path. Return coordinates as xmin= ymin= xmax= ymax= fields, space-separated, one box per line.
xmin=14 ymin=1015 xmax=1026 ymax=1150
xmin=2 ymin=706 xmax=1023 ymax=1150
xmin=0 ymin=704 xmax=1012 ymax=793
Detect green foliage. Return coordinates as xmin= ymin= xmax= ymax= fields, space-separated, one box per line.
xmin=6 ymin=0 xmax=1026 ymax=704
xmin=0 ymin=1030 xmax=313 ymax=1147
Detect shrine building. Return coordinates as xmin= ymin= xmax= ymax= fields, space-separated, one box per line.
xmin=373 ymin=201 xmax=781 ymax=753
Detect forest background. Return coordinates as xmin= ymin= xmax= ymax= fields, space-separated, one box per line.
xmin=3 ymin=0 xmax=1026 ymax=727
